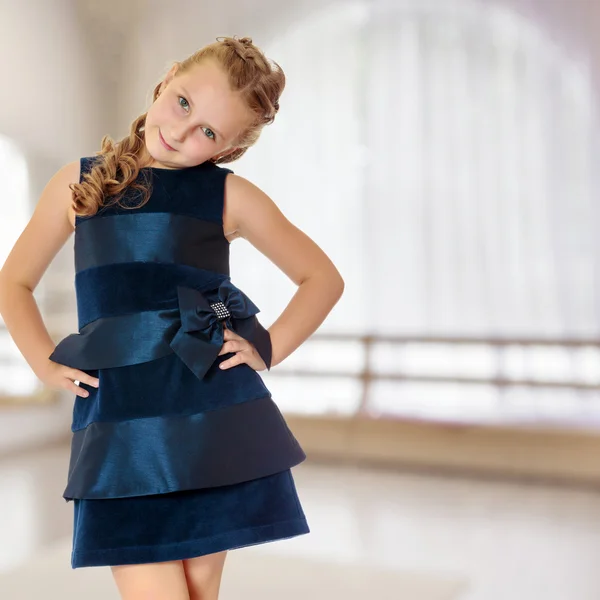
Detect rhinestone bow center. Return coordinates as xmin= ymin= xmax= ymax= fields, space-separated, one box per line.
xmin=210 ymin=301 xmax=231 ymax=322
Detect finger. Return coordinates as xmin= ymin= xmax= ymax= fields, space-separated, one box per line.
xmin=66 ymin=368 xmax=99 ymax=388
xmin=222 ymin=326 xmax=242 ymax=340
xmin=219 ymin=352 xmax=245 ymax=370
xmin=218 ymin=340 xmax=243 ymax=356
xmin=75 ymin=370 xmax=100 ymax=387
xmin=221 ymin=339 xmax=250 ymax=355
xmin=64 ymin=378 xmax=89 ymax=398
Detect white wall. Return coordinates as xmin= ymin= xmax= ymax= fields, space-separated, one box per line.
xmin=495 ymin=0 xmax=600 ymax=96
xmin=0 ymin=0 xmax=112 ymax=453
xmin=0 ymin=0 xmax=107 ymax=164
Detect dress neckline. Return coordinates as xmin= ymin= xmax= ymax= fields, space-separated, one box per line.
xmin=141 ymin=160 xmax=213 ymax=172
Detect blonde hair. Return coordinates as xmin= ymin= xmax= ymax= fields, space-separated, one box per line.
xmin=71 ymin=36 xmax=284 ymax=216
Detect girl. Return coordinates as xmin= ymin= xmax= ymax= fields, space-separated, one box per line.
xmin=0 ymin=36 xmax=344 ymax=600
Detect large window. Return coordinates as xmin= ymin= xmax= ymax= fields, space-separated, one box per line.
xmin=231 ymin=1 xmax=599 ymax=426
xmin=0 ymin=137 xmax=46 ymax=401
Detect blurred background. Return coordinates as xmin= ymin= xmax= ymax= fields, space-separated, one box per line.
xmin=0 ymin=0 xmax=599 ymax=598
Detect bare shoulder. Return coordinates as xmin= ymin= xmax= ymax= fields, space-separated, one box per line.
xmin=41 ymin=158 xmax=81 ymax=229
xmin=222 ymin=173 xmax=341 ymax=286
xmin=223 ymin=172 xmax=289 ymax=227
xmin=0 ymin=159 xmax=81 ymax=291
xmin=60 ymin=160 xmax=82 ymax=228
xmin=222 ymin=173 xmax=285 ymax=243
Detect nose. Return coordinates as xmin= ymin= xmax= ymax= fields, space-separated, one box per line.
xmin=170 ymin=127 xmax=186 ymax=143
xmin=170 ymin=120 xmax=198 ymax=143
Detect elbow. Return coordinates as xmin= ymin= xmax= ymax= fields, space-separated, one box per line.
xmin=331 ymin=270 xmax=345 ymax=298
xmin=300 ymin=266 xmax=345 ymax=297
xmin=0 ymin=269 xmax=10 ymax=302
xmin=0 ymin=271 xmax=33 ymax=303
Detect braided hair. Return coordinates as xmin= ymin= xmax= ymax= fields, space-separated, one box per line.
xmin=71 ymin=35 xmax=284 ymax=216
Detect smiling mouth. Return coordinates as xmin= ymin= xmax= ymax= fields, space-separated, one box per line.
xmin=159 ymin=130 xmax=176 ymax=151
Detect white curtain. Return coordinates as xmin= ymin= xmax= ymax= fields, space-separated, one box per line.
xmin=229 ymin=0 xmax=599 ymax=423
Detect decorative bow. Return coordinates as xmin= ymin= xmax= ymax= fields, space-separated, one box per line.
xmin=169 ymin=280 xmax=272 ymax=380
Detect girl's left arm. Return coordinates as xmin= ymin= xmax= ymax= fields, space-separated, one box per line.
xmin=222 ymin=173 xmax=345 ymax=369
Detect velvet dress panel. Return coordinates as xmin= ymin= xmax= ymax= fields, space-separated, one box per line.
xmin=49 ymin=157 xmax=309 ymax=568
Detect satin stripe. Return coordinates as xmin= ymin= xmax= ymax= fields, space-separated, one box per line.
xmin=49 ymin=282 xmax=272 ymax=376
xmin=74 ymin=212 xmax=230 ymax=273
xmin=63 ymin=395 xmax=306 ymax=500
xmin=49 ymin=308 xmax=180 ymax=370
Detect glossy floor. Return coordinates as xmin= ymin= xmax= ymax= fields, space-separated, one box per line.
xmin=0 ymin=442 xmax=599 ymax=599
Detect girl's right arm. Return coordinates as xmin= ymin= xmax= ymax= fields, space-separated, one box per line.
xmin=0 ymin=160 xmax=99 ymax=398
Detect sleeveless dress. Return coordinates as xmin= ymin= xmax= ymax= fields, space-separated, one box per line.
xmin=49 ymin=156 xmax=310 ymax=569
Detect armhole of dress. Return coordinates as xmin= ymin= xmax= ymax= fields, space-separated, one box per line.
xmin=219 ymin=166 xmax=234 ymax=242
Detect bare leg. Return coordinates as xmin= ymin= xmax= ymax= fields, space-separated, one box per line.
xmin=111 ymin=559 xmax=191 ymax=600
xmin=182 ymin=551 xmax=228 ymax=600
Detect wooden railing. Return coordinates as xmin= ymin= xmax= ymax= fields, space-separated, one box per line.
xmin=266 ymin=333 xmax=600 ymax=414
xmin=1 ymin=323 xmax=598 ymax=411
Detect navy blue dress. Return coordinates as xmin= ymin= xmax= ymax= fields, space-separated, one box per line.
xmin=49 ymin=156 xmax=309 ymax=569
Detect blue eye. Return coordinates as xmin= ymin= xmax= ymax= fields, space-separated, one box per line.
xmin=178 ymin=96 xmax=189 ymax=111
xmin=203 ymin=127 xmax=216 ymax=140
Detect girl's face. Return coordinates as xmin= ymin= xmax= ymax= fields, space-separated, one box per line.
xmin=142 ymin=60 xmax=251 ymax=169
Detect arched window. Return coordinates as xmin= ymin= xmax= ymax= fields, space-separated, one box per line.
xmin=0 ymin=136 xmax=46 ymax=401
xmin=232 ymin=1 xmax=599 ymax=424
